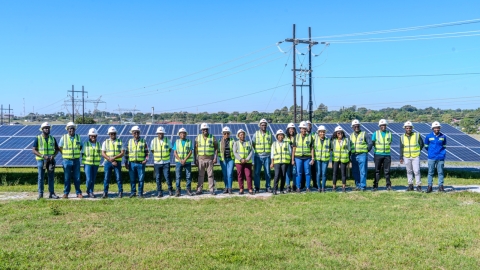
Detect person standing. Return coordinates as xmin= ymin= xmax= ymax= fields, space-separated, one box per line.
xmin=270 ymin=129 xmax=291 ymax=195
xmin=219 ymin=126 xmax=235 ymax=194
xmin=372 ymin=119 xmax=393 ymax=191
xmin=252 ymin=119 xmax=274 ymax=193
xmin=400 ymin=121 xmax=424 ymax=192
xmin=101 ymin=126 xmax=124 ymax=198
xmin=350 ymin=119 xmax=372 ymax=191
xmin=195 ymin=123 xmax=218 ymax=195
xmin=59 ymin=122 xmax=83 ymax=199
xmin=331 ymin=126 xmax=350 ymax=192
xmin=173 ymin=128 xmax=194 ymax=197
xmin=125 ymin=126 xmax=149 ymax=198
xmin=293 ymin=121 xmax=314 ymax=192
xmin=233 ymin=129 xmax=254 ymax=195
xmin=284 ymin=123 xmax=296 ymax=192
xmin=150 ymin=126 xmax=172 ymax=198
xmin=32 ymin=122 xmax=60 ymax=199
xmin=304 ymin=120 xmax=318 ymax=189
xmin=424 ymin=121 xmax=447 ymax=193
xmin=83 ymin=128 xmax=101 ymax=198
xmin=313 ymin=125 xmax=331 ymax=192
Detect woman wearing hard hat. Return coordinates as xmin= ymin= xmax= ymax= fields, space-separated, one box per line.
xmin=293 ymin=121 xmax=314 ymax=192
xmin=83 ymin=128 xmax=101 ymax=198
xmin=233 ymin=129 xmax=254 ymax=195
xmin=331 ymin=126 xmax=350 ymax=192
xmin=284 ymin=123 xmax=297 ymax=192
xmin=270 ymin=129 xmax=292 ymax=194
xmin=101 ymin=126 xmax=125 ymax=198
xmin=313 ymin=125 xmax=331 ymax=192
xmin=219 ymin=126 xmax=235 ymax=194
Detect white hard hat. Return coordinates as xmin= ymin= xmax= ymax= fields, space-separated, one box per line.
xmin=200 ymin=123 xmax=209 ymax=130
xmin=156 ymin=126 xmax=166 ymax=134
xmin=275 ymin=129 xmax=285 ymax=137
xmin=130 ymin=125 xmax=141 ymax=134
xmin=39 ymin=122 xmax=51 ymax=131
xmin=88 ymin=128 xmax=98 ymax=136
xmin=305 ymin=120 xmax=312 ymax=125
xmin=351 ymin=119 xmax=361 ymax=127
xmin=287 ymin=123 xmax=295 ymax=129
xmin=378 ymin=119 xmax=388 ymax=126
xmin=431 ymin=121 xmax=441 ymax=129
xmin=107 ymin=126 xmax=117 ymax=134
xmin=236 ymin=129 xmax=246 ymax=139
xmin=177 ymin=128 xmax=187 ymax=136
xmin=65 ymin=121 xmax=76 ymax=130
xmin=222 ymin=126 xmax=231 ymax=133
xmin=334 ymin=126 xmax=344 ymax=133
xmin=403 ymin=121 xmax=414 ymax=128
xmin=299 ymin=121 xmax=308 ymax=129
xmin=258 ymin=119 xmax=268 ymax=127
xmin=317 ymin=125 xmax=327 ymax=132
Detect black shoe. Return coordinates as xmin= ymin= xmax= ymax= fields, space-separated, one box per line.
xmin=273 ymin=189 xmax=277 ymax=195
xmin=439 ymin=185 xmax=445 ymax=192
xmin=88 ymin=193 xmax=95 ymax=199
xmin=248 ymin=190 xmax=254 ymax=195
xmin=186 ymin=189 xmax=193 ymax=196
xmin=296 ymin=188 xmax=301 ymax=193
xmin=266 ymin=187 xmax=272 ymax=193
xmin=176 ymin=190 xmax=181 ymax=197
xmin=49 ymin=193 xmax=59 ymax=199
xmin=426 ymin=186 xmax=433 ymax=193
xmin=37 ymin=193 xmax=43 ymax=200
xmin=386 ymin=185 xmax=392 ymax=191
xmin=255 ymin=189 xmax=260 ymax=194
xmin=195 ymin=190 xmax=203 ymax=195
xmin=228 ymin=188 xmax=233 ymax=195
xmin=306 ymin=188 xmax=311 ymax=193
xmin=138 ymin=193 xmax=144 ymax=198
xmin=372 ymin=186 xmax=377 ymax=192
xmin=354 ymin=187 xmax=360 ymax=191
xmin=342 ymin=187 xmax=346 ymax=193
xmin=210 ymin=191 xmax=216 ymax=196
xmin=102 ymin=192 xmax=108 ymax=199
xmin=286 ymin=186 xmax=291 ymax=193
xmin=407 ymin=184 xmax=414 ymax=191
xmin=416 ymin=186 xmax=422 ymax=192
xmin=129 ymin=193 xmax=137 ymax=198
xmin=157 ymin=191 xmax=163 ymax=198
xmin=223 ymin=188 xmax=228 ymax=194
xmin=118 ymin=192 xmax=123 ymax=198
xmin=168 ymin=189 xmax=174 ymax=196
xmin=280 ymin=190 xmax=285 ymax=194
xmin=239 ymin=190 xmax=245 ymax=195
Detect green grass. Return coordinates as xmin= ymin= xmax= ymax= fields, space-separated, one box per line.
xmin=1 ymin=192 xmax=480 ymax=269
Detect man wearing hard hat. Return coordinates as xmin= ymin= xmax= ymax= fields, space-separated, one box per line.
xmin=32 ymin=122 xmax=60 ymax=199
xmin=195 ymin=123 xmax=218 ymax=195
xmin=125 ymin=126 xmax=149 ymax=198
xmin=59 ymin=122 xmax=83 ymax=198
xmin=173 ymin=127 xmax=194 ymax=196
xmin=101 ymin=126 xmax=125 ymax=198
xmin=252 ymin=118 xmax=274 ymax=193
xmin=400 ymin=121 xmax=424 ymax=192
xmin=372 ymin=119 xmax=393 ymax=191
xmin=424 ymin=121 xmax=447 ymax=193
xmin=150 ymin=126 xmax=172 ymax=197
xmin=218 ymin=126 xmax=235 ymax=194
xmin=83 ymin=128 xmax=101 ymax=198
xmin=350 ymin=119 xmax=372 ymax=191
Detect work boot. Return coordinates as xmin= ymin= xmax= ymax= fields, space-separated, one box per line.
xmin=102 ymin=192 xmax=108 ymax=199
xmin=195 ymin=190 xmax=203 ymax=195
xmin=273 ymin=189 xmax=278 ymax=195
xmin=386 ymin=185 xmax=392 ymax=191
xmin=118 ymin=192 xmax=123 ymax=198
xmin=286 ymin=186 xmax=291 ymax=193
xmin=49 ymin=193 xmax=59 ymax=199
xmin=426 ymin=186 xmax=433 ymax=193
xmin=37 ymin=193 xmax=43 ymax=200
xmin=186 ymin=189 xmax=193 ymax=196
xmin=62 ymin=194 xmax=69 ymax=199
xmin=138 ymin=193 xmax=144 ymax=199
xmin=88 ymin=193 xmax=95 ymax=198
xmin=416 ymin=185 xmax=422 ymax=192
xmin=228 ymin=188 xmax=233 ymax=195
xmin=439 ymin=185 xmax=445 ymax=192
xmin=168 ymin=189 xmax=174 ymax=196
xmin=157 ymin=190 xmax=163 ymax=198
xmin=267 ymin=187 xmax=272 ymax=193
xmin=223 ymin=188 xmax=228 ymax=194
xmin=175 ymin=189 xmax=181 ymax=197
xmin=407 ymin=184 xmax=414 ymax=191
xmin=129 ymin=192 xmax=137 ymax=198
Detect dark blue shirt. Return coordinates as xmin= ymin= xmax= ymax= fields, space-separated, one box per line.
xmin=424 ymin=132 xmax=447 ymax=160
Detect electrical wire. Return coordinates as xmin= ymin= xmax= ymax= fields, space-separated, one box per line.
xmin=327 ymin=32 xmax=480 ymax=44
xmin=314 ymin=72 xmax=480 ymax=79
xmin=264 ymin=47 xmax=293 ymax=111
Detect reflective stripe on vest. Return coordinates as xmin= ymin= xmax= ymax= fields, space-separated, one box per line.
xmin=332 ymin=138 xmax=350 ymax=163
xmin=401 ymin=132 xmax=421 ymax=158
xmin=105 ymin=139 xmax=123 ymax=161
xmin=152 ymin=137 xmax=171 ymax=162
xmin=350 ymin=131 xmax=368 ymax=153
xmin=128 ymin=138 xmax=146 ymax=162
xmin=254 ymin=130 xmax=272 ymax=154
xmin=273 ymin=141 xmax=291 ymax=164
xmin=375 ymin=130 xmax=392 ymax=154
xmin=295 ymin=134 xmax=312 ymax=157
xmin=175 ymin=139 xmax=193 ymax=162
xmin=35 ymin=135 xmax=55 ymax=160
xmin=219 ymin=138 xmax=235 ymax=161
xmin=314 ymin=136 xmax=331 ymax=162
xmin=62 ymin=134 xmax=81 ymax=159
xmin=235 ymin=141 xmax=252 ymax=164
xmin=197 ymin=134 xmax=215 ymax=156
xmin=83 ymin=141 xmax=101 ymax=166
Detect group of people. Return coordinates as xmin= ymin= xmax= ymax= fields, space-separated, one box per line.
xmin=33 ymin=118 xmax=447 ymax=199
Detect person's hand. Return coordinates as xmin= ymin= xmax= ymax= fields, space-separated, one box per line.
xmin=270 ymin=163 xmax=274 ymax=169
xmin=125 ymin=163 xmax=129 ymax=170
xmin=213 ymin=158 xmax=217 ymax=164
xmin=142 ymin=160 xmax=147 ymax=165
xmin=43 ymin=155 xmax=48 ymax=161
xmin=112 ymin=160 xmax=117 ymax=166
xmin=109 ymin=157 xmax=115 ymax=163
xmin=241 ymin=159 xmax=246 ymax=164
xmin=291 ymin=160 xmax=295 ymax=165
xmin=181 ymin=159 xmax=185 ymax=166
xmin=400 ymin=159 xmax=404 ymax=164
xmin=309 ymin=160 xmax=314 ymax=166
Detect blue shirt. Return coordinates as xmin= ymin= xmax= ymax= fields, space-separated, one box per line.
xmin=424 ymin=132 xmax=447 ymax=160
xmin=371 ymin=130 xmax=392 ymax=156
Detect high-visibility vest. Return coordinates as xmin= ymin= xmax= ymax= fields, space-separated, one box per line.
xmin=104 ymin=138 xmax=123 ymax=161
xmin=401 ymin=132 xmax=421 ymax=158
xmin=314 ymin=136 xmax=331 ymax=162
xmin=35 ymin=135 xmax=55 ymax=160
xmin=152 ymin=137 xmax=171 ymax=162
xmin=127 ymin=138 xmax=146 ymax=162
xmin=273 ymin=141 xmax=291 ymax=164
xmin=83 ymin=141 xmax=101 ymax=166
xmin=196 ymin=134 xmax=215 ymax=156
xmin=294 ymin=134 xmax=312 ymax=157
xmin=374 ymin=130 xmax=392 ymax=155
xmin=285 ymin=135 xmax=295 ymax=147
xmin=332 ymin=138 xmax=350 ymax=163
xmin=253 ymin=130 xmax=273 ymax=154
xmin=175 ymin=139 xmax=193 ymax=162
xmin=350 ymin=131 xmax=368 ymax=154
xmin=218 ymin=138 xmax=235 ymax=161
xmin=234 ymin=141 xmax=252 ymax=164
xmin=61 ymin=134 xmax=81 ymax=159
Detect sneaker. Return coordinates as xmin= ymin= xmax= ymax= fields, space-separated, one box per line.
xmin=175 ymin=190 xmax=181 ymax=197
xmin=342 ymin=187 xmax=346 ymax=193
xmin=266 ymin=187 xmax=272 ymax=193
xmin=438 ymin=185 xmax=445 ymax=192
xmin=210 ymin=190 xmax=216 ymax=196
xmin=138 ymin=193 xmax=144 ymax=198
xmin=386 ymin=186 xmax=392 ymax=191
xmin=102 ymin=192 xmax=108 ymax=199
xmin=49 ymin=193 xmax=59 ymax=199
xmin=223 ymin=188 xmax=228 ymax=194
xmin=186 ymin=189 xmax=193 ymax=196
xmin=168 ymin=189 xmax=174 ymax=196
xmin=88 ymin=193 xmax=95 ymax=199
xmin=372 ymin=187 xmax=377 ymax=192
xmin=228 ymin=188 xmax=233 ymax=195
xmin=407 ymin=184 xmax=414 ymax=191
xmin=416 ymin=186 xmax=422 ymax=192
xmin=129 ymin=193 xmax=137 ymax=198
xmin=157 ymin=191 xmax=163 ymax=198
xmin=354 ymin=187 xmax=360 ymax=191
xmin=37 ymin=193 xmax=43 ymax=200
xmin=286 ymin=186 xmax=291 ymax=193
xmin=306 ymin=188 xmax=311 ymax=193
xmin=296 ymin=188 xmax=301 ymax=193
xmin=118 ymin=192 xmax=123 ymax=198
xmin=426 ymin=186 xmax=433 ymax=193
xmin=195 ymin=190 xmax=203 ymax=195
xmin=255 ymin=189 xmax=260 ymax=194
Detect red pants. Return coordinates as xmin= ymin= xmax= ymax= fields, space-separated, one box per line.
xmin=236 ymin=163 xmax=252 ymax=190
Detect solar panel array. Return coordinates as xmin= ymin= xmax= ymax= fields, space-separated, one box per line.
xmin=0 ymin=122 xmax=478 ymax=166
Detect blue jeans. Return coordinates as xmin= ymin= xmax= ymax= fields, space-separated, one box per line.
xmin=220 ymin=158 xmax=234 ymax=189
xmin=427 ymin=159 xmax=444 ymax=186
xmin=63 ymin=158 xmax=82 ymax=195
xmin=103 ymin=161 xmax=123 ymax=193
xmin=175 ymin=162 xmax=192 ymax=190
xmin=129 ymin=162 xmax=146 ymax=194
xmin=295 ymin=158 xmax=311 ymax=189
xmin=154 ymin=163 xmax=172 ymax=191
xmin=351 ymin=153 xmax=368 ymax=189
xmin=254 ymin=155 xmax=271 ymax=190
xmin=315 ymin=160 xmax=328 ymax=189
xmin=37 ymin=160 xmax=55 ymax=194
xmin=285 ymin=164 xmax=294 ymax=187
xmin=84 ymin=164 xmax=99 ymax=194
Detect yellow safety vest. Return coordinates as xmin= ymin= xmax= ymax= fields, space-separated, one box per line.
xmin=152 ymin=137 xmax=171 ymax=162
xmin=374 ymin=130 xmax=392 ymax=155
xmin=401 ymin=132 xmax=421 ymax=158
xmin=234 ymin=141 xmax=252 ymax=164
xmin=83 ymin=141 xmax=101 ymax=166
xmin=104 ymin=138 xmax=123 ymax=162
xmin=254 ymin=130 xmax=273 ymax=154
xmin=295 ymin=134 xmax=312 ymax=157
xmin=218 ymin=138 xmax=235 ymax=161
xmin=273 ymin=141 xmax=291 ymax=164
xmin=314 ymin=136 xmax=331 ymax=162
xmin=350 ymin=131 xmax=368 ymax=153
xmin=35 ymin=135 xmax=56 ymax=161
xmin=196 ymin=134 xmax=215 ymax=156
xmin=128 ymin=138 xmax=146 ymax=162
xmin=175 ymin=139 xmax=193 ymax=162
xmin=61 ymin=134 xmax=81 ymax=159
xmin=332 ymin=138 xmax=350 ymax=163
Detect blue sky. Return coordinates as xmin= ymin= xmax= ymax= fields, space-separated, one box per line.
xmin=1 ymin=0 xmax=480 ymax=115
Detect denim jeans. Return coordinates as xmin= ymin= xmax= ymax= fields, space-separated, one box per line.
xmin=63 ymin=158 xmax=82 ymax=195
xmin=103 ymin=161 xmax=123 ymax=193
xmin=37 ymin=160 xmax=55 ymax=194
xmin=154 ymin=163 xmax=172 ymax=191
xmin=254 ymin=155 xmax=271 ymax=190
xmin=351 ymin=153 xmax=368 ymax=189
xmin=220 ymin=158 xmax=234 ymax=189
xmin=285 ymin=164 xmax=294 ymax=187
xmin=427 ymin=159 xmax=444 ymax=186
xmin=129 ymin=162 xmax=145 ymax=194
xmin=295 ymin=158 xmax=311 ymax=189
xmin=84 ymin=164 xmax=99 ymax=194
xmin=175 ymin=162 xmax=192 ymax=190
xmin=315 ymin=160 xmax=328 ymax=189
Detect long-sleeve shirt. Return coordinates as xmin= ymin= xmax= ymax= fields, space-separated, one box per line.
xmin=270 ymin=141 xmax=292 ymax=159
xmin=399 ymin=133 xmax=424 ymax=159
xmin=424 ymin=132 xmax=447 ymax=160
xmin=351 ymin=131 xmax=373 ymax=152
xmin=233 ymin=140 xmax=253 ymax=161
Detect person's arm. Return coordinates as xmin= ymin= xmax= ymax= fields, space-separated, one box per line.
xmin=142 ymin=141 xmax=149 ymax=164
xmin=371 ymin=132 xmax=376 ymax=148
xmin=270 ymin=143 xmax=275 ymax=160
xmin=150 ymin=140 xmax=155 ymax=155
xmin=251 ymin=132 xmax=256 ymax=149
xmin=194 ymin=137 xmax=198 ymax=164
xmin=419 ymin=135 xmax=425 ymax=150
xmin=58 ymin=136 xmax=64 ymax=154
xmin=365 ymin=134 xmax=373 ymax=152
xmin=399 ymin=137 xmax=404 ymax=162
xmin=424 ymin=134 xmax=429 ymax=149
xmin=443 ymin=135 xmax=447 ymax=148
xmin=186 ymin=141 xmax=194 ymax=162
xmin=213 ymin=137 xmax=218 ymax=163
xmin=246 ymin=143 xmax=253 ymax=161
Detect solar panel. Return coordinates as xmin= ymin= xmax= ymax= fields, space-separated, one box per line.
xmin=209 ymin=124 xmax=223 ymax=135
xmin=0 ymin=137 xmax=9 ymax=146
xmin=147 ymin=124 xmax=175 ymax=135
xmin=15 ymin=125 xmax=40 ymax=136
xmin=470 ymin=148 xmax=480 ymax=156
xmin=0 ymin=150 xmax=19 ymax=165
xmin=0 ymin=137 xmax=35 ymax=149
xmin=97 ymin=125 xmax=125 ymax=135
xmin=121 ymin=125 xmax=149 ymax=135
xmin=428 ymin=123 xmax=463 ymax=134
xmin=360 ymin=123 xmax=379 ymax=133
xmin=386 ymin=123 xmax=405 ymax=134
xmin=448 ymin=135 xmax=480 ymax=147
xmin=413 ymin=123 xmax=432 ymax=134
xmin=0 ymin=125 xmax=25 ymax=136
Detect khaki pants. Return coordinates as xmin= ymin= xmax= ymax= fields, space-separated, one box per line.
xmin=405 ymin=156 xmax=421 ymax=185
xmin=197 ymin=157 xmax=215 ymax=191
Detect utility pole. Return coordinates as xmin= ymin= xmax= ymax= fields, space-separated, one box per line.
xmin=151 ymin=107 xmax=154 ymax=124
xmin=1 ymin=104 xmax=13 ymax=125
xmin=82 ymin=85 xmax=85 ymax=123
xmin=308 ymin=27 xmax=313 ymax=123
xmin=66 ymin=85 xmax=88 ymax=123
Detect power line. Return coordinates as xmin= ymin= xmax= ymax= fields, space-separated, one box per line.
xmin=326 ymin=32 xmax=480 ymax=44
xmin=264 ymin=47 xmax=293 ymax=111
xmin=314 ymin=72 xmax=480 ymax=79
